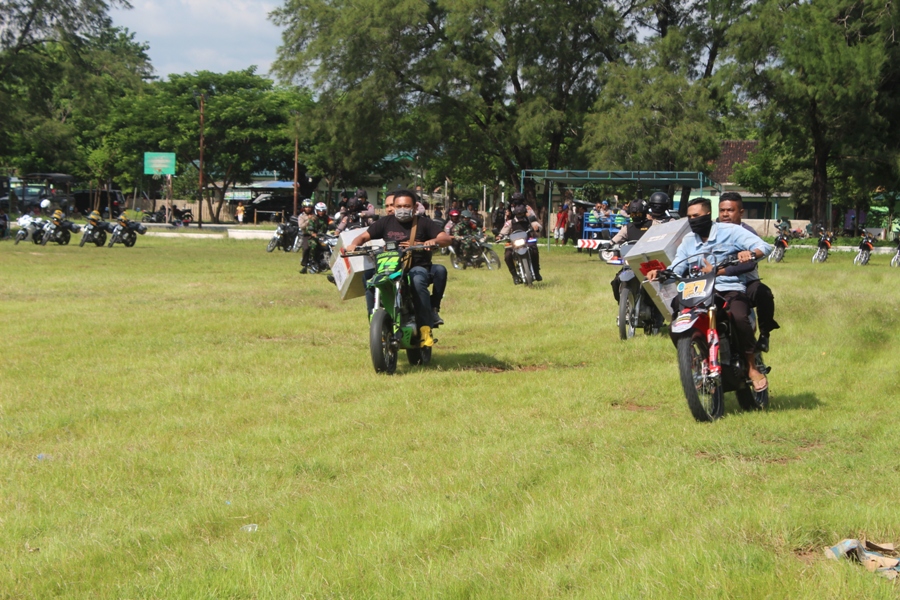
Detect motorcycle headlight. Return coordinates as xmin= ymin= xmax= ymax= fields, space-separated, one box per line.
xmin=513 ymin=239 xmax=525 ymax=247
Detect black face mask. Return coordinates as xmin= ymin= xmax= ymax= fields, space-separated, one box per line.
xmin=688 ymin=213 xmax=713 ymax=237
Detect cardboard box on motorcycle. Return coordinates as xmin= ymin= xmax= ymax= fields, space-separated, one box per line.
xmin=622 ymin=218 xmax=690 ymax=317
xmin=329 ymin=227 xmax=383 ymax=301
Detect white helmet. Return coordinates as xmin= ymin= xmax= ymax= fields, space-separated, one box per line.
xmin=40 ymin=199 xmax=51 ymax=209
xmin=314 ymin=202 xmax=327 ymax=213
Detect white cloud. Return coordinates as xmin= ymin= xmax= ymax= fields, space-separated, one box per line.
xmin=111 ymin=0 xmax=284 ymax=79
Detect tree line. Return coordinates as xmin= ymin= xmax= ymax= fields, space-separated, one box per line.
xmin=3 ymin=0 xmax=900 ymax=225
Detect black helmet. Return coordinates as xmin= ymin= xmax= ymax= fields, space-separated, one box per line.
xmin=510 ymin=192 xmax=525 ymax=205
xmin=627 ymin=199 xmax=648 ymax=218
xmin=347 ymin=198 xmax=362 ymax=212
xmin=513 ymin=204 xmax=527 ymax=217
xmin=648 ymin=192 xmax=670 ymax=217
xmin=355 ymin=189 xmax=368 ymax=200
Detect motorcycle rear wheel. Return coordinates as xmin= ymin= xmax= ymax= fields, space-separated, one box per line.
xmin=123 ymin=232 xmax=136 ymax=247
xmin=406 ymin=346 xmax=432 ymax=366
xmin=94 ymin=231 xmax=106 ymax=247
xmin=370 ymin=309 xmax=398 ymax=374
xmin=618 ymin=285 xmax=636 ymax=340
xmin=861 ymin=250 xmax=870 ymax=265
xmin=58 ymin=230 xmax=71 ymax=245
xmin=677 ymin=333 xmax=724 ymax=422
xmin=483 ymin=249 xmax=500 ymax=270
xmin=266 ymin=238 xmax=277 ymax=252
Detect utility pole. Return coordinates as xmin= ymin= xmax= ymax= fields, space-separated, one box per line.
xmin=198 ymin=93 xmax=205 ymax=228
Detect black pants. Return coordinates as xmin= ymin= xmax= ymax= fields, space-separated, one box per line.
xmin=721 ymin=290 xmax=756 ymax=354
xmin=504 ymin=246 xmax=540 ymax=276
xmin=745 ymin=279 xmax=779 ymax=336
xmin=300 ymin=235 xmax=312 ymax=266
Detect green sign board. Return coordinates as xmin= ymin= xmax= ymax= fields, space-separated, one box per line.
xmin=144 ymin=152 xmax=176 ymax=175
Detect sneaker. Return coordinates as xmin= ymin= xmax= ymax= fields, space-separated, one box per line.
xmin=534 ymin=273 xmax=543 ymax=282
xmin=299 ymin=267 xmax=308 ymax=274
xmin=432 ymin=309 xmax=444 ymax=328
xmin=756 ymin=333 xmax=770 ymax=353
xmin=419 ymin=326 xmax=434 ymax=348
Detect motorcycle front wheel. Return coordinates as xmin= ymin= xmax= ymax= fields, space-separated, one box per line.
xmin=79 ymin=232 xmax=89 ymax=247
xmin=892 ymin=252 xmax=900 ymax=267
xmin=518 ymin=255 xmax=534 ymax=286
xmin=369 ymin=309 xmax=398 ymax=374
xmin=676 ymin=333 xmax=724 ymax=422
xmin=266 ymin=238 xmax=277 ymax=252
xmin=483 ymin=249 xmax=500 ymax=270
xmin=450 ymin=251 xmax=465 ymax=270
xmin=618 ymin=285 xmax=636 ymax=340
xmin=15 ymin=232 xmax=25 ymax=245
xmin=770 ymin=246 xmax=784 ymax=262
xmin=861 ymin=250 xmax=870 ymax=265
xmin=40 ymin=230 xmax=51 ymax=246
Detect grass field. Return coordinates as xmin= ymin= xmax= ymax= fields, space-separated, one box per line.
xmin=2 ymin=237 xmax=900 ymax=599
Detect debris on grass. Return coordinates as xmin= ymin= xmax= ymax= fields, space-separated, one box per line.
xmin=825 ymin=539 xmax=900 ymax=579
xmin=240 ymin=524 xmax=258 ymax=533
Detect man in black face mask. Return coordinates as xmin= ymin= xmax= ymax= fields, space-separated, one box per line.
xmin=347 ymin=190 xmax=451 ymax=346
xmin=609 ymin=199 xmax=652 ymax=302
xmin=647 ymin=197 xmax=771 ymax=392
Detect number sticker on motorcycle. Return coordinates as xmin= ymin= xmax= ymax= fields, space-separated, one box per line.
xmin=677 ymin=280 xmax=708 ymax=299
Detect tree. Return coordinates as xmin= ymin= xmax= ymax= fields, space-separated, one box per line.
xmin=271 ymin=0 xmax=633 ymax=201
xmin=731 ymin=143 xmax=786 ymax=225
xmin=107 ymin=70 xmax=311 ymax=222
xmin=731 ymin=0 xmax=894 ymax=227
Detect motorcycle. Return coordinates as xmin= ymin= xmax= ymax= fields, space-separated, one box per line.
xmin=449 ymin=235 xmax=501 ymax=270
xmin=170 ymin=206 xmax=193 ymax=226
xmin=853 ymin=231 xmax=876 ymax=266
xmin=141 ymin=208 xmax=167 ymax=223
xmin=892 ymin=238 xmax=900 ymax=268
xmin=503 ymin=230 xmax=538 ymax=286
xmin=14 ymin=215 xmax=45 ymax=245
xmin=658 ymin=252 xmax=770 ymax=422
xmin=302 ymin=233 xmax=337 ymax=274
xmin=80 ymin=219 xmax=113 ymax=247
xmin=266 ymin=222 xmax=298 ymax=252
xmin=768 ymin=230 xmax=789 ymax=263
xmin=344 ymin=242 xmax=436 ymax=374
xmin=811 ymin=229 xmax=834 ymax=263
xmin=601 ymin=241 xmax=664 ymax=340
xmin=108 ymin=219 xmax=147 ymax=247
xmin=41 ymin=216 xmax=81 ymax=246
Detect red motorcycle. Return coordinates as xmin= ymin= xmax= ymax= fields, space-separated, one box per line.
xmin=768 ymin=231 xmax=789 ymax=263
xmin=659 ymin=252 xmax=770 ymax=422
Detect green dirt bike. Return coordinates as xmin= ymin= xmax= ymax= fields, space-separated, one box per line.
xmin=345 ymin=242 xmax=435 ymax=374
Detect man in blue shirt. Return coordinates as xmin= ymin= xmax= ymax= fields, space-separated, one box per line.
xmin=648 ymin=197 xmax=772 ymax=391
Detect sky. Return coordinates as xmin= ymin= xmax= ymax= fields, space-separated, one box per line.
xmin=110 ymin=0 xmax=284 ymax=80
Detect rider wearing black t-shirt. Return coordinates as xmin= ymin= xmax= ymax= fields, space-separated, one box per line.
xmin=347 ymin=190 xmax=451 ymax=347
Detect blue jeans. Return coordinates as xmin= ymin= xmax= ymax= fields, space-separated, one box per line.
xmin=366 ymin=264 xmax=447 ymax=327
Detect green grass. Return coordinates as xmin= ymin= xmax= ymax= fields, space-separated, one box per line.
xmin=2 ymin=238 xmax=900 ymax=598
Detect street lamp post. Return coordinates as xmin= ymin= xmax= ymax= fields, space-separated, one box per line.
xmin=194 ymin=91 xmax=206 ymax=228
xmin=290 ymin=110 xmax=300 ymax=216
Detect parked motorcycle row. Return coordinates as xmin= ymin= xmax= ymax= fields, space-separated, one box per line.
xmin=14 ymin=212 xmax=147 ymax=248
